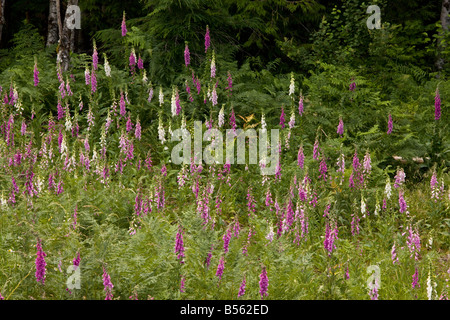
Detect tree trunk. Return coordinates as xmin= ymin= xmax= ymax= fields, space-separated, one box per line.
xmin=0 ymin=0 xmax=6 ymax=47
xmin=436 ymin=0 xmax=450 ymax=74
xmin=58 ymin=0 xmax=78 ymax=72
xmin=46 ymin=0 xmax=58 ymax=47
xmin=68 ymin=0 xmax=78 ymax=53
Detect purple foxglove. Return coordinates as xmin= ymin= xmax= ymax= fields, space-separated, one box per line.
xmin=259 ymin=266 xmax=269 ymax=299
xmin=137 ymin=55 xmax=144 ymax=70
xmin=211 ymin=87 xmax=218 ymax=106
xmin=85 ymin=66 xmax=90 ymax=85
xmin=73 ymin=252 xmax=81 ymax=268
xmin=323 ymin=220 xmax=338 ymax=256
xmin=33 ymin=61 xmax=39 ymax=86
xmin=298 ymin=95 xmax=304 ymax=115
xmin=387 ymin=114 xmax=393 ymax=134
xmin=279 ymin=107 xmax=285 ymax=128
xmin=184 ymin=42 xmax=190 ymax=67
xmin=120 ymin=92 xmax=126 ymax=117
xmin=238 ymin=276 xmax=246 ymax=297
xmin=90 ymin=69 xmax=97 ymax=93
xmin=229 ymin=108 xmax=236 ymax=133
xmin=216 ymin=256 xmax=225 ymax=281
xmin=412 ymin=267 xmax=420 ymax=289
xmin=175 ymin=226 xmax=185 ymax=262
xmin=135 ymin=117 xmax=141 ymax=140
xmin=225 ymin=71 xmax=232 ymax=96
xmin=205 ymin=25 xmax=210 ymax=53
xmin=337 ymin=117 xmax=344 ymax=136
xmin=391 ymin=243 xmax=399 ymax=265
xmin=102 ymin=267 xmax=114 ymax=300
xmin=297 ymin=145 xmax=304 ymax=169
xmin=176 ymin=88 xmax=181 ymax=115
xmin=129 ymin=49 xmax=136 ymax=67
xmin=57 ymin=99 xmax=64 ymax=120
xmin=351 ymin=213 xmax=360 ymax=236
xmin=318 ymin=157 xmax=328 ymax=181
xmin=121 ymin=12 xmax=127 ymax=36
xmin=35 ymin=240 xmax=47 ymax=284
xmin=223 ymin=228 xmax=232 ymax=253
xmin=92 ymin=42 xmax=98 ymax=70
xmin=21 ymin=120 xmax=27 ymax=135
xmin=363 ymin=151 xmax=371 ymax=176
xmin=104 ymin=54 xmax=111 ymax=77
xmin=126 ymin=115 xmax=133 ymax=133
xmin=313 ymin=139 xmax=319 ymax=160
xmin=180 ymin=275 xmax=186 ymax=293
xmin=205 ymin=245 xmax=213 ymax=268
xmin=435 ymin=88 xmax=441 ymax=121
xmin=394 ymin=168 xmax=405 ymax=188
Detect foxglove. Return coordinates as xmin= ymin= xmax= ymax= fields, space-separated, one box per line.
xmin=261 ymin=113 xmax=267 ymax=133
xmin=297 ymin=145 xmax=304 ymax=169
xmin=229 ymin=108 xmax=236 ymax=134
xmin=289 ymin=73 xmax=295 ymax=97
xmin=35 ymin=240 xmax=47 ymax=284
xmin=313 ymin=139 xmax=319 ymax=161
xmin=279 ymin=107 xmax=285 ymax=128
xmin=216 ymin=256 xmax=225 ymax=281
xmin=33 ymin=60 xmax=39 ymax=86
xmin=180 ymin=275 xmax=186 ymax=293
xmin=318 ymin=157 xmax=328 ymax=181
xmin=157 ymin=87 xmax=164 ymax=107
xmin=391 ymin=242 xmax=399 ymax=265
xmin=394 ymin=168 xmax=406 ymax=188
xmin=387 ymin=114 xmax=393 ymax=134
xmin=298 ymin=95 xmax=304 ymax=115
xmin=121 ymin=11 xmax=127 ymax=36
xmin=210 ymin=51 xmax=216 ymax=78
xmin=412 ymin=267 xmax=420 ymax=289
xmin=218 ymin=105 xmax=225 ymax=127
xmin=223 ymin=228 xmax=232 ymax=253
xmin=104 ymin=54 xmax=111 ymax=77
xmin=137 ymin=55 xmax=144 ymax=70
xmin=205 ymin=26 xmax=210 ymax=52
xmin=435 ymin=88 xmax=441 ymax=121
xmin=337 ymin=117 xmax=344 ymax=137
xmin=171 ymin=87 xmax=177 ymax=117
xmin=323 ymin=220 xmax=338 ymax=256
xmin=135 ymin=117 xmax=141 ymax=140
xmin=158 ymin=114 xmax=166 ymax=144
xmin=288 ymin=110 xmax=295 ymax=129
xmin=184 ymin=42 xmax=190 ymax=67
xmin=238 ymin=276 xmax=246 ymax=298
xmin=351 ymin=212 xmax=360 ymax=236
xmin=90 ymin=69 xmax=97 ymax=93
xmin=92 ymin=41 xmax=98 ymax=70
xmin=73 ymin=252 xmax=81 ymax=268
xmin=102 ymin=267 xmax=114 ymax=300
xmin=175 ymin=226 xmax=185 ymax=262
xmin=259 ymin=266 xmax=269 ymax=299
xmin=406 ymin=225 xmax=421 ymax=260
xmin=225 ymin=71 xmax=232 ymax=96
xmin=120 ymin=91 xmax=126 ymax=117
